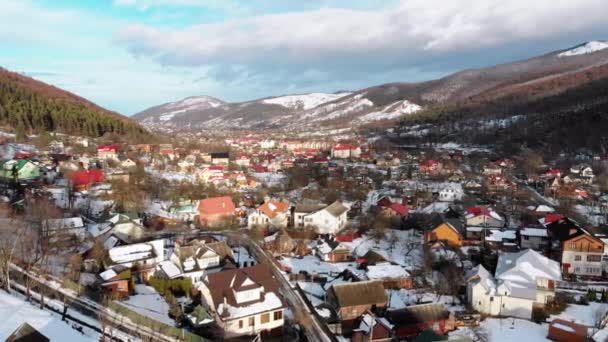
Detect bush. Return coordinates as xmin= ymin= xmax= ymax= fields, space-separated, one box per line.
xmin=148 ymin=277 xmax=192 ymax=297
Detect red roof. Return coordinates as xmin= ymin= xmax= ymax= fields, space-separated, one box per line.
xmin=97 ymin=145 xmax=119 ymax=152
xmin=389 ymin=203 xmax=409 ymax=216
xmin=466 ymin=207 xmax=494 ymax=216
xmin=332 ymin=143 xmax=359 ymax=151
xmin=198 ymin=196 xmax=236 ymax=216
xmin=544 ymin=214 xmax=564 ymax=224
xmin=546 ymin=168 xmax=561 ymax=175
xmin=71 ymin=170 xmax=104 ymax=186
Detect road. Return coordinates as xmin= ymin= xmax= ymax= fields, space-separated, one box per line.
xmin=9 ymin=264 xmax=185 ymax=342
xmin=245 ymin=239 xmax=335 ymax=342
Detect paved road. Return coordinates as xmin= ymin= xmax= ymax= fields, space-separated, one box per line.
xmin=245 ymin=239 xmax=335 ymax=342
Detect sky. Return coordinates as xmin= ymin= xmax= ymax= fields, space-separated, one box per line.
xmin=0 ymin=0 xmax=606 ymax=115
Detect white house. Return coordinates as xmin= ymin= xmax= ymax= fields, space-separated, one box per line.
xmin=467 ymin=249 xmax=561 ymax=319
xmin=167 ymin=240 xmax=233 ymax=282
xmin=294 ymin=201 xmax=348 ymax=235
xmin=248 ymin=201 xmax=290 ymax=230
xmin=107 ymin=239 xmax=165 ymax=270
xmin=198 ymin=264 xmax=285 ymax=337
xmin=438 ymin=184 xmax=464 ymax=202
xmin=331 ymin=144 xmax=361 ymax=159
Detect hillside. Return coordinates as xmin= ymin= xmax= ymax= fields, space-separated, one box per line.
xmin=134 ymin=41 xmax=608 ymax=133
xmin=393 ymin=66 xmax=608 ymax=155
xmin=0 ymin=67 xmax=148 ymax=138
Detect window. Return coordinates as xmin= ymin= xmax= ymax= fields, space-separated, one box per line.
xmin=238 ymin=320 xmax=243 ymax=329
xmin=524 ymin=236 xmax=529 ymax=240
xmin=575 ymin=255 xmax=582 ymax=261
xmin=587 ymin=255 xmax=601 ymax=262
xmin=248 ymin=316 xmax=255 ymax=327
xmin=261 ymin=313 xmax=270 ymax=324
xmin=273 ymin=310 xmax=283 ymax=321
xmin=570 ymin=243 xmax=577 ymax=249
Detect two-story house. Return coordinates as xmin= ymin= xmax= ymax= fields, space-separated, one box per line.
xmin=248 ymin=201 xmax=290 ymax=230
xmin=198 ymin=264 xmax=285 ymax=338
xmin=467 ymin=249 xmax=561 ymax=320
xmin=294 ymin=201 xmax=348 ymax=235
xmin=561 ymin=231 xmax=605 ymax=277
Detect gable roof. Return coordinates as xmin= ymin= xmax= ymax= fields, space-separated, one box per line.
xmin=6 ymin=323 xmax=49 ymax=342
xmin=495 ymin=249 xmax=561 ymax=284
xmin=257 ymin=201 xmax=289 ymax=218
xmin=70 ymin=170 xmax=104 ymax=186
xmin=329 ymin=280 xmax=387 ymax=307
xmin=325 ymin=201 xmax=348 ymax=217
xmin=205 ymin=264 xmax=280 ymax=309
xmin=198 ymin=196 xmax=236 ymax=216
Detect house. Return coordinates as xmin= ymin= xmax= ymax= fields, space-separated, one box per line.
xmin=419 ymin=160 xmax=442 ymax=174
xmin=169 ymin=240 xmax=234 ymax=282
xmin=211 ymin=152 xmax=230 ymax=165
xmin=97 ymin=145 xmax=119 ymax=159
xmin=519 ymin=225 xmax=550 ymax=251
xmin=107 ymin=239 xmax=165 ymax=280
xmin=294 ymin=201 xmax=349 ymax=235
xmin=561 ymin=231 xmax=604 ymax=277
xmin=248 ymin=201 xmax=290 ymax=230
xmin=547 ymin=319 xmax=587 ymax=342
xmin=99 ymin=267 xmax=132 ymax=299
xmin=438 ymin=185 xmax=464 ymax=202
xmin=466 ymin=249 xmax=561 ymax=319
xmin=6 ymin=322 xmax=50 ymax=342
xmin=331 ymin=143 xmax=361 ymax=159
xmin=198 ymin=196 xmax=236 ymax=227
xmin=352 ymin=313 xmax=394 ymax=342
xmin=465 ymin=207 xmax=504 ymax=228
xmin=0 ymin=159 xmax=41 ymax=183
xmin=70 ymin=169 xmax=104 ymax=192
xmin=424 ymin=216 xmax=465 ymax=248
xmin=482 ymin=164 xmax=502 ymax=175
xmin=198 ymin=264 xmax=285 ymax=337
xmin=316 ymin=237 xmax=352 ymax=262
xmin=235 ymin=155 xmax=251 ymax=167
xmin=326 ymin=280 xmax=388 ymax=321
xmin=386 ymin=303 xmax=453 ymax=339
xmin=365 ymin=264 xmax=413 ymax=289
xmin=376 ymin=198 xmax=409 ymax=222
xmin=570 ymin=163 xmax=594 ymax=182
xmin=41 ymin=217 xmax=86 ymax=240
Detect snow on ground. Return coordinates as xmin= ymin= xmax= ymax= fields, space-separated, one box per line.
xmin=116 ymin=285 xmax=173 ymax=326
xmin=559 ymin=41 xmax=608 ymax=57
xmin=387 ymin=289 xmax=462 ymax=311
xmin=549 ymin=302 xmax=608 ymax=327
xmin=350 ymin=229 xmax=423 ymax=269
xmin=280 ymin=256 xmax=355 ymax=276
xmin=263 ymin=92 xmax=351 ymax=110
xmin=358 ymin=100 xmax=422 ymax=122
xmin=0 ymin=290 xmax=99 ymax=341
xmin=449 ymin=318 xmax=549 ymax=342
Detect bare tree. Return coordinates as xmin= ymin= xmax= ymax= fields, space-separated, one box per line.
xmin=0 ymin=218 xmax=26 ymax=292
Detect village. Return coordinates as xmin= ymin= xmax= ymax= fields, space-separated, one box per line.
xmin=2 ymin=131 xmax=608 ymax=342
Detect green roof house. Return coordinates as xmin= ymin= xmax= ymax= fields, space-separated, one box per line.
xmin=0 ymin=160 xmax=41 ymax=182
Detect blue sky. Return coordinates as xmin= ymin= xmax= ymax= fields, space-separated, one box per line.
xmin=0 ymin=0 xmax=606 ymax=115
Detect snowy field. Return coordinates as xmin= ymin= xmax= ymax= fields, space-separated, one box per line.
xmin=280 ymin=255 xmax=355 ymax=275
xmin=449 ymin=318 xmax=549 ymax=341
xmin=115 ymin=285 xmax=173 ymax=325
xmin=0 ymin=291 xmax=99 ymax=341
xmin=549 ymin=302 xmax=608 ymax=326
xmin=350 ymin=229 xmax=423 ymax=269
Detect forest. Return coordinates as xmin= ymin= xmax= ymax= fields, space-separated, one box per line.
xmin=0 ymin=68 xmax=149 ymax=139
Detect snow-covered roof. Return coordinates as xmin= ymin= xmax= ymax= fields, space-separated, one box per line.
xmin=109 ymin=243 xmax=155 ymax=264
xmin=99 ymin=269 xmax=117 ymax=281
xmin=495 ymin=249 xmax=561 ymax=285
xmin=217 ymin=292 xmax=283 ymax=320
xmin=366 ymin=264 xmax=410 ymax=280
xmin=157 ymin=261 xmax=182 ymax=279
xmin=520 ymin=227 xmax=548 ymax=237
xmin=43 ymin=217 xmax=84 ymax=230
xmin=485 ymin=230 xmax=516 ymax=242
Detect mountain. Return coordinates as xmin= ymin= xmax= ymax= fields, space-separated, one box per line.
xmin=0 ymin=67 xmax=148 ymax=138
xmin=133 ymin=92 xmax=353 ymax=130
xmin=134 ymin=41 xmax=608 ymax=132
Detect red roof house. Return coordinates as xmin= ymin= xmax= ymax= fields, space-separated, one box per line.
xmin=198 ymin=196 xmax=236 ymax=227
xmin=70 ymin=170 xmax=104 ymax=191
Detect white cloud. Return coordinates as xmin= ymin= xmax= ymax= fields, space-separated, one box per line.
xmin=114 ymin=0 xmax=607 ymax=68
